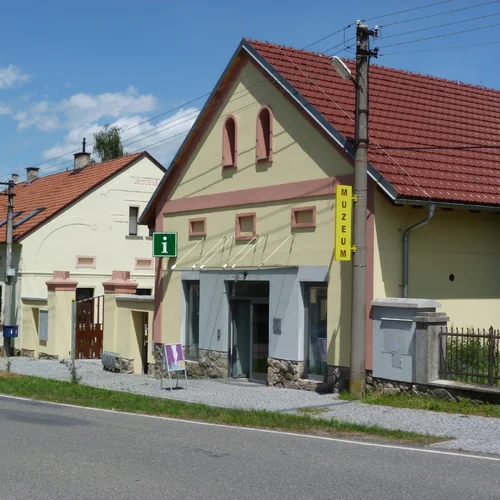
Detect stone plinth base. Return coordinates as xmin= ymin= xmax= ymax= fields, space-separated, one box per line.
xmin=150 ymin=343 xmax=228 ymax=379
xmin=39 ymin=352 xmax=59 ymax=360
xmin=267 ymin=358 xmax=349 ymax=393
xmin=103 ymin=357 xmax=134 ymax=374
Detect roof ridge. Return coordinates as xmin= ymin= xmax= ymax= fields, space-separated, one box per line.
xmin=15 ymin=151 xmax=145 ymax=186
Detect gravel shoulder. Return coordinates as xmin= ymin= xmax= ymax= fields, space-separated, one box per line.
xmin=2 ymin=357 xmax=499 ymax=455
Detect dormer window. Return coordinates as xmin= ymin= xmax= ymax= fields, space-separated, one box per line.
xmin=256 ymin=105 xmax=273 ymax=162
xmin=222 ymin=115 xmax=237 ymax=168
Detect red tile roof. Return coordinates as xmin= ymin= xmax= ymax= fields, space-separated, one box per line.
xmin=0 ymin=152 xmax=153 ymax=242
xmin=247 ymin=39 xmax=500 ymax=206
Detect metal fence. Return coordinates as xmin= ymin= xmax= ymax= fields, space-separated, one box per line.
xmin=439 ymin=327 xmax=500 ymax=386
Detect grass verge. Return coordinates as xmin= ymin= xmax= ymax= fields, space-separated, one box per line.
xmin=340 ymin=390 xmax=500 ymax=418
xmin=0 ymin=371 xmax=445 ymax=445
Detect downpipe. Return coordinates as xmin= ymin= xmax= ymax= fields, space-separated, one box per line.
xmin=403 ymin=204 xmax=436 ymax=298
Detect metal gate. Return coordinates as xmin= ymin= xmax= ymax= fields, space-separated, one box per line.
xmin=75 ymin=295 xmax=104 ymax=359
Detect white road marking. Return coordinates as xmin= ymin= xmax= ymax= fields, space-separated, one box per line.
xmin=1 ymin=393 xmax=499 ymax=462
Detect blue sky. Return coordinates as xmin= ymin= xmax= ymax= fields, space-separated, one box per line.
xmin=0 ymin=0 xmax=498 ymax=179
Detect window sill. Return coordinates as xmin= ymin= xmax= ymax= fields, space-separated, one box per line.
xmin=291 ymin=223 xmax=316 ymax=229
xmin=126 ymin=235 xmax=144 ymax=240
xmin=222 ymin=164 xmax=237 ymax=169
xmin=256 ymin=156 xmax=272 ymax=163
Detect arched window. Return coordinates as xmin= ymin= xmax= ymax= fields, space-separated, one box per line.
xmin=222 ymin=115 xmax=237 ymax=168
xmin=256 ymin=105 xmax=273 ymax=162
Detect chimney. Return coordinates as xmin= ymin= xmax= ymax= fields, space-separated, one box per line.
xmin=74 ymin=137 xmax=91 ymax=171
xmin=12 ymin=173 xmax=19 ymax=184
xmin=26 ymin=167 xmax=39 ymax=182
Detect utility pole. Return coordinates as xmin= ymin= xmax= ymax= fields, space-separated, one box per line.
xmin=2 ymin=179 xmax=15 ymax=357
xmin=349 ymin=22 xmax=378 ymax=398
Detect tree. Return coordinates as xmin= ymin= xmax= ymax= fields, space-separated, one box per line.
xmin=93 ymin=124 xmax=124 ymax=162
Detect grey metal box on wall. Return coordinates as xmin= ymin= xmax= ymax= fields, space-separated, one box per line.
xmin=371 ymin=298 xmax=441 ymax=383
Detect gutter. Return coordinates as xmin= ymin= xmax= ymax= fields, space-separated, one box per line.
xmin=403 ymin=203 xmax=436 ymax=298
xmin=394 ymin=198 xmax=500 ymax=213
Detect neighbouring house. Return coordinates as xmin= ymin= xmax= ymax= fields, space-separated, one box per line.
xmin=140 ymin=38 xmax=500 ymax=390
xmin=1 ymin=148 xmax=164 ymax=359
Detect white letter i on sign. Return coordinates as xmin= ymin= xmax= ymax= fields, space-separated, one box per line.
xmin=162 ymin=236 xmax=168 ymax=254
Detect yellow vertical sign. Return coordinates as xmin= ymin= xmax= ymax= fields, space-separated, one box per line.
xmin=334 ymin=184 xmax=353 ymax=261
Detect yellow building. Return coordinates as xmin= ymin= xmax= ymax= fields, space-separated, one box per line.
xmin=140 ymin=39 xmax=500 ymax=391
xmin=1 ymin=149 xmax=164 ymax=359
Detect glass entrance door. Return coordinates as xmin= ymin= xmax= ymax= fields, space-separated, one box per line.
xmin=251 ymin=302 xmax=269 ymax=381
xmin=231 ymin=300 xmax=251 ymax=378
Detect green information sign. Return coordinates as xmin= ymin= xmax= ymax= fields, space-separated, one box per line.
xmin=152 ymin=232 xmax=178 ymax=258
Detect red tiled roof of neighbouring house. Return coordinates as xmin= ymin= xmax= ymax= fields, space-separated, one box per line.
xmin=0 ymin=152 xmax=161 ymax=242
xmin=246 ymin=39 xmax=500 ymax=206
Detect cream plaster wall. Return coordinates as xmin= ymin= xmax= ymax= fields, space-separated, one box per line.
xmin=156 ymin=59 xmax=357 ymax=367
xmin=160 ymin=196 xmax=352 ymax=367
xmin=103 ymin=294 xmax=154 ymax=373
xmin=18 ymin=156 xmax=162 ymax=300
xmin=20 ymin=298 xmax=47 ymax=356
xmin=169 ymin=60 xmax=352 ymax=200
xmin=12 ymin=156 xmax=162 ymax=353
xmin=373 ymin=190 xmax=500 ymax=328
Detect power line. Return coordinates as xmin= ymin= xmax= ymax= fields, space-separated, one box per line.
xmin=363 ymin=0 xmax=454 ymax=22
xmin=380 ymin=11 xmax=500 ymax=40
xmin=379 ymin=39 xmax=500 ymax=56
xmin=324 ymin=36 xmax=356 ymax=54
xmin=25 ymin=72 xmax=292 ymax=178
xmin=377 ymin=22 xmax=500 ymax=49
xmin=14 ymin=30 xmax=356 ymax=176
xmin=12 ymin=72 xmax=279 ymax=177
xmin=277 ymin=46 xmax=431 ymax=200
xmin=370 ymin=144 xmax=500 ymax=151
xmin=301 ymin=25 xmax=354 ymax=50
xmin=381 ymin=0 xmax=500 ymax=28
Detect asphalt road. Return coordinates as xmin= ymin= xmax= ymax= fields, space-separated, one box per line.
xmin=0 ymin=396 xmax=499 ymax=500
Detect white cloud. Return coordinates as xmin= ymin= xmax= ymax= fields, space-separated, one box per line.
xmin=41 ymin=106 xmax=200 ymax=168
xmin=0 ymin=102 xmax=11 ymax=115
xmin=14 ymin=86 xmax=158 ymax=132
xmin=0 ymin=65 xmax=31 ymax=89
xmin=13 ymin=84 xmax=199 ymax=174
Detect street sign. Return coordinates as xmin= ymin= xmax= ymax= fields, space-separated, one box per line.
xmin=153 ymin=232 xmax=178 ymax=258
xmin=334 ymin=184 xmax=353 ymax=261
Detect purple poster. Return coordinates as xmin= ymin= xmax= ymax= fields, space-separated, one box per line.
xmin=163 ymin=343 xmax=185 ymax=372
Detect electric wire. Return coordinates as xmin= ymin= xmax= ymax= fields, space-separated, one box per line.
xmin=276 ymin=47 xmax=431 ymax=200
xmin=379 ymin=11 xmax=500 ymax=41
xmin=380 ymin=0 xmax=500 ymax=28
xmin=13 ymin=29 xmax=356 ymax=176
xmin=379 ymin=39 xmax=500 ymax=56
xmin=370 ymin=144 xmax=500 ymax=151
xmin=363 ymin=0 xmax=455 ymax=22
xmin=378 ymin=22 xmax=500 ymax=49
xmin=11 ymin=72 xmax=284 ymax=176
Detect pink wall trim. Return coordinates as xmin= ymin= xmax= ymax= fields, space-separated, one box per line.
xmin=150 ymin=56 xmax=247 ymax=346
xmin=102 ymin=270 xmax=138 ymax=294
xmin=222 ymin=114 xmax=238 ymax=169
xmin=46 ymin=271 xmax=78 ymax=292
xmin=291 ymin=206 xmax=316 ymax=229
xmin=235 ymin=212 xmax=257 ymax=241
xmin=189 ymin=217 xmax=207 ymax=237
xmin=366 ymin=179 xmax=375 ymax=371
xmin=162 ymin=175 xmax=351 ymax=215
xmin=135 ymin=257 xmax=153 ymax=270
xmin=256 ymin=104 xmax=273 ymax=162
xmin=75 ymin=255 xmax=96 ymax=269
